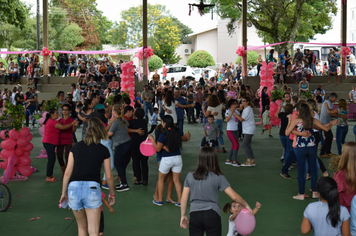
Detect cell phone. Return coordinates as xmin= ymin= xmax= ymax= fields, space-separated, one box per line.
xmin=59 ymin=199 xmax=68 ymax=208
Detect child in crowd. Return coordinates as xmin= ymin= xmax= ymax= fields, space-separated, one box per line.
xmin=225 ymin=99 xmax=240 ymax=167
xmin=223 ymin=201 xmax=261 ymax=236
xmin=100 ymin=191 xmax=115 ymax=236
xmin=286 ymin=65 xmax=293 ymax=83
xmin=202 ymin=115 xmax=219 ymax=148
xmin=261 ymin=105 xmax=273 ymax=138
xmin=148 ymin=107 xmax=159 ymax=134
xmin=201 ymin=94 xmax=209 ymax=126
xmin=304 ymin=65 xmax=312 ymax=82
xmin=301 ymin=177 xmax=350 ymax=235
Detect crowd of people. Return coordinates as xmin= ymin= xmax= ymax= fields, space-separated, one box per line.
xmin=2 ymin=55 xmax=356 ymax=235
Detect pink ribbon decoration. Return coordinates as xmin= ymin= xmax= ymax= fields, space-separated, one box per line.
xmin=340 ymin=46 xmax=351 ymax=77
xmin=236 ymin=46 xmax=247 ymax=77
xmin=40 ymin=47 xmax=52 ymax=56
xmin=135 ymin=46 xmax=154 ymax=82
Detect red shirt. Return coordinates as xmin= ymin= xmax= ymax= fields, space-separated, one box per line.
xmin=163 ymin=67 xmax=167 ymax=77
xmin=59 ymin=117 xmax=74 ymax=145
xmin=42 ymin=119 xmax=60 ymax=145
xmin=334 ymin=169 xmax=356 ymax=212
xmin=109 ymin=81 xmax=119 ymax=89
xmin=125 ymin=116 xmax=132 ymax=137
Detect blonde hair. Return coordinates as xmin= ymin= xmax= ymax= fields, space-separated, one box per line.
xmin=338 ymin=99 xmax=348 ymax=110
xmin=307 ymin=99 xmax=318 ymax=113
xmin=83 ymin=118 xmax=109 ymax=145
xmin=329 ymin=141 xmax=356 ymax=192
xmin=113 ymin=104 xmax=125 ymax=126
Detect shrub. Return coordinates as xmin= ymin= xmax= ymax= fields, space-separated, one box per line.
xmin=186 ymin=50 xmax=215 ymax=68
xmin=148 ymin=55 xmax=163 ymax=71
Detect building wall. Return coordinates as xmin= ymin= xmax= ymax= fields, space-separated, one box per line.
xmin=176 ymin=44 xmax=194 ymax=65
xmin=349 ymin=1 xmax=356 ymax=43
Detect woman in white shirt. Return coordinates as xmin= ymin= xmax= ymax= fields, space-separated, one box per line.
xmin=162 ymin=90 xmax=193 ymax=125
xmin=235 ymin=96 xmax=256 ymax=166
xmin=206 ymin=94 xmax=226 ymax=153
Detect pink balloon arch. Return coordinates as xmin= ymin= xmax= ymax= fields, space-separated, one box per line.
xmin=0 ymin=127 xmax=34 ymax=184
xmin=120 ymin=61 xmax=136 ymax=107
xmin=259 ymin=61 xmax=281 ymax=127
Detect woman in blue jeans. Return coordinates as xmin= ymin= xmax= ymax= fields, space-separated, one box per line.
xmin=286 ymin=103 xmax=338 ymax=200
xmin=324 ymin=99 xmax=349 ymax=155
xmin=108 ymin=104 xmax=143 ymax=192
xmin=206 ymin=95 xmax=226 ymax=152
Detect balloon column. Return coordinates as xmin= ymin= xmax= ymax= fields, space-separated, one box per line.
xmin=135 ymin=46 xmax=154 ymax=82
xmin=236 ymin=46 xmax=247 ymax=76
xmin=259 ymin=61 xmax=281 ymax=126
xmin=340 ymin=47 xmax=351 ymax=77
xmin=0 ymin=128 xmax=34 ymax=184
xmin=120 ymin=61 xmax=136 ymax=107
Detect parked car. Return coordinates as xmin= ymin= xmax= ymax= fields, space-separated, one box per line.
xmin=149 ymin=64 xmax=195 ymax=82
xmin=193 ymin=68 xmax=215 ymax=80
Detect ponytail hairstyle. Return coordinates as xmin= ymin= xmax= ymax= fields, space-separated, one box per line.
xmin=113 ymin=104 xmax=125 ymax=126
xmin=82 ymin=99 xmax=92 ymax=113
xmin=162 ymin=115 xmax=181 ymax=152
xmin=316 ymin=177 xmax=340 ymax=228
xmin=193 ymin=147 xmax=222 ymax=180
xmin=43 ymin=108 xmax=57 ymax=125
xmin=223 ymin=201 xmax=234 ymax=214
xmin=297 ymin=103 xmax=313 ymax=130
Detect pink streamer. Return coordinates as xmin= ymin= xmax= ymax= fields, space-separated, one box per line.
xmin=0 ymin=50 xmax=40 ymax=54
xmin=0 ymin=48 xmax=142 ymax=55
xmin=247 ymin=41 xmax=356 ymax=51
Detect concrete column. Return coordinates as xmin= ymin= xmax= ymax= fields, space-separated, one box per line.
xmin=341 ymin=0 xmax=347 ymax=82
xmin=242 ymin=0 xmax=248 ymax=84
xmin=42 ymin=0 xmax=48 ymax=83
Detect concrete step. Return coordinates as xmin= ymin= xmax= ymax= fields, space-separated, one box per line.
xmin=39 ymin=84 xmax=72 ymax=93
xmin=3 ymin=76 xmax=78 ymax=85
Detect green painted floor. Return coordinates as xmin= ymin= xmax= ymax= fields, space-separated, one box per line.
xmin=0 ymin=120 xmax=352 ymax=236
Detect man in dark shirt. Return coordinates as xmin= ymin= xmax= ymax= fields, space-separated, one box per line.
xmin=293 ymin=48 xmax=303 ymax=63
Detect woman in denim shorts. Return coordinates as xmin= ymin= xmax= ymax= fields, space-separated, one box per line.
xmin=60 ymin=118 xmax=116 ymax=235
xmin=148 ymin=115 xmax=191 ymax=207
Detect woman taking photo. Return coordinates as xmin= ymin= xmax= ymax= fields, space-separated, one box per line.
xmin=285 ymin=103 xmax=338 ymax=200
xmin=206 ymin=94 xmax=226 ymax=153
xmin=59 ymin=118 xmax=115 ymax=236
xmin=180 ymin=147 xmax=253 ymax=235
xmin=148 ymin=115 xmax=191 ymax=206
xmin=43 ymin=108 xmax=78 ymax=182
xmin=57 ymin=104 xmax=76 ymax=178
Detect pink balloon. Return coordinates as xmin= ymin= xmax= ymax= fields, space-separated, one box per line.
xmin=39 ymin=117 xmax=45 ymax=124
xmin=26 ymin=133 xmax=33 ymax=141
xmin=15 ymin=147 xmax=24 ymax=157
xmin=9 ymin=129 xmax=20 ymax=140
xmin=0 ymin=158 xmax=8 ymax=169
xmin=17 ymin=136 xmax=29 ymax=147
xmin=22 ymin=142 xmax=34 ymax=152
xmin=0 ymin=130 xmax=7 ymax=140
xmin=18 ymin=165 xmax=32 ymax=177
xmin=23 ymin=151 xmax=30 ymax=157
xmin=39 ymin=126 xmax=45 ymax=137
xmin=9 ymin=166 xmax=18 ymax=178
xmin=1 ymin=139 xmax=17 ymax=150
xmin=19 ymin=156 xmax=32 ymax=167
xmin=20 ymin=127 xmax=31 ymax=137
xmin=235 ymin=208 xmax=256 ymax=235
xmin=1 ymin=149 xmax=14 ymax=159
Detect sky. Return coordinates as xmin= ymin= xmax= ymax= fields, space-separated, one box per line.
xmin=23 ymin=0 xmax=341 ymax=43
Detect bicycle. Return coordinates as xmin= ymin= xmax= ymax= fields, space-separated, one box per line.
xmin=0 ymin=158 xmax=11 ymax=212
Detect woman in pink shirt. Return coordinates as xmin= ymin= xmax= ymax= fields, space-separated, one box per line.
xmin=108 ymin=77 xmax=119 ymax=92
xmin=57 ymin=104 xmax=76 ymax=178
xmin=43 ymin=108 xmax=78 ymax=182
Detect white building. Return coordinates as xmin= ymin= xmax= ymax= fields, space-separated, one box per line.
xmin=176 ymin=19 xmax=274 ymax=65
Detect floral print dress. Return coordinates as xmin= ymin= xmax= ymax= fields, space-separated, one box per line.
xmin=295 ymin=120 xmax=315 ymax=148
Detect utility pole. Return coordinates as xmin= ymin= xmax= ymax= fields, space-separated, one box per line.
xmin=341 ymin=0 xmax=347 ymax=82
xmin=42 ymin=0 xmax=49 ymax=82
xmin=142 ymin=0 xmax=148 ymax=84
xmin=36 ymin=0 xmax=40 ymax=50
xmin=242 ymin=0 xmax=248 ymax=83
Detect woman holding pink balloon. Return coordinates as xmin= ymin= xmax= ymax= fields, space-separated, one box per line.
xmin=43 ymin=108 xmax=78 ymax=182
xmin=180 ymin=147 xmax=252 ymax=235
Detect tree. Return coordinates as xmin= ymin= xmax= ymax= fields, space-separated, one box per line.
xmin=110 ymin=4 xmax=192 ymax=63
xmin=0 ymin=7 xmax=84 ymax=51
xmin=209 ymin=0 xmax=337 ymax=53
xmin=186 ymin=50 xmax=215 ymax=68
xmin=0 ymin=0 xmax=28 ymax=29
xmin=148 ymin=55 xmax=163 ymax=71
xmin=236 ymin=50 xmax=259 ymax=67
